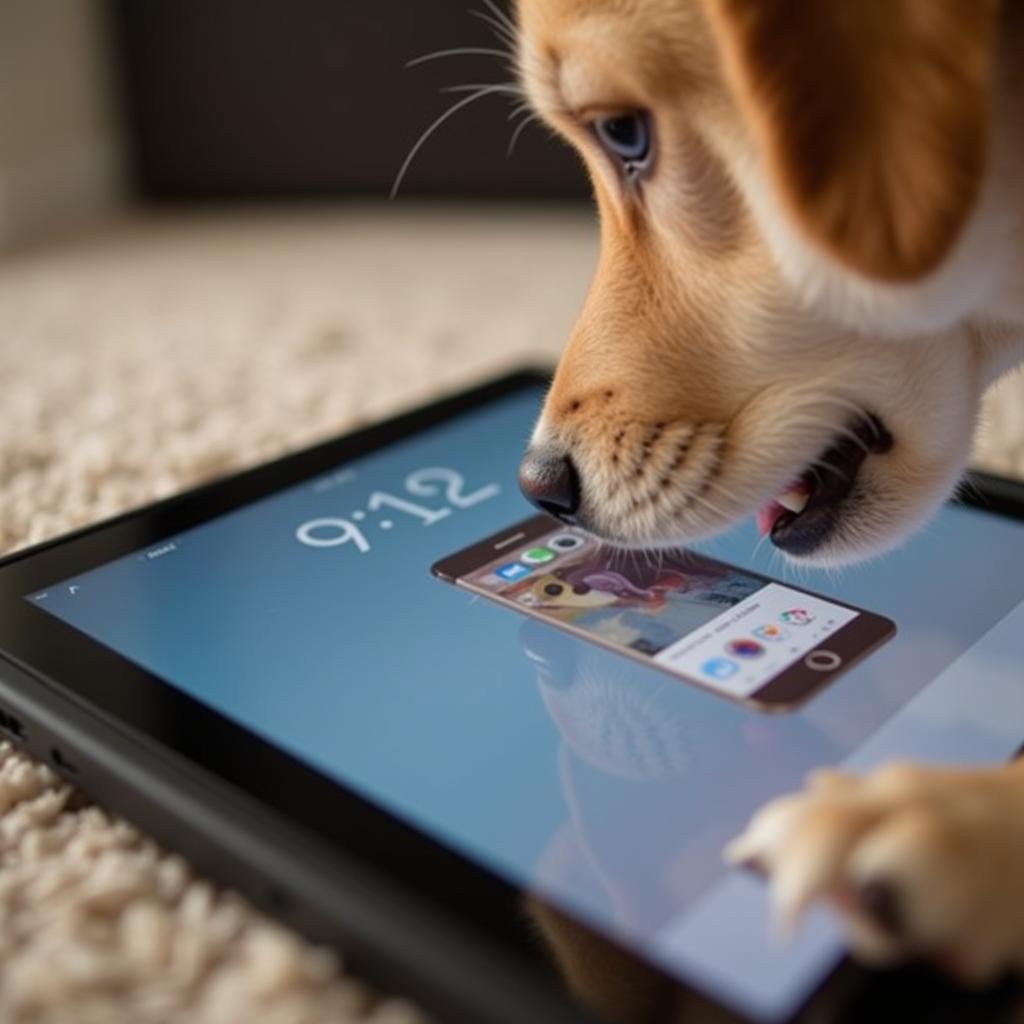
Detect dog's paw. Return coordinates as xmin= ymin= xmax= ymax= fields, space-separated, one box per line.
xmin=726 ymin=762 xmax=1024 ymax=985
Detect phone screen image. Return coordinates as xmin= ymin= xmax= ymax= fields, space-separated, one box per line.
xmin=434 ymin=516 xmax=895 ymax=709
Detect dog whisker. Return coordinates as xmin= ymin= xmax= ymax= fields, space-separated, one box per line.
xmin=481 ymin=0 xmax=517 ymax=35
xmin=751 ymin=530 xmax=774 ymax=561
xmin=507 ymin=112 xmax=540 ymax=156
xmin=405 ymin=46 xmax=512 ymax=68
xmin=469 ymin=6 xmax=519 ymax=50
xmin=391 ymin=83 xmax=511 ymax=198
xmin=440 ymin=82 xmax=523 ymax=96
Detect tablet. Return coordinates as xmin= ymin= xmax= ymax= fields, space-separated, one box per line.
xmin=1 ymin=369 xmax=1023 ymax=1023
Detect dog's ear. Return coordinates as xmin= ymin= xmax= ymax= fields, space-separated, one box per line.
xmin=701 ymin=0 xmax=998 ymax=282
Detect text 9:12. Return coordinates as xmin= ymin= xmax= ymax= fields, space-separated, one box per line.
xmin=296 ymin=467 xmax=500 ymax=554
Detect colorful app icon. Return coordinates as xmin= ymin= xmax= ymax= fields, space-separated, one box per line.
xmin=702 ymin=657 xmax=739 ymax=680
xmin=521 ymin=546 xmax=556 ymax=566
xmin=780 ymin=608 xmax=814 ymax=626
xmin=754 ymin=623 xmax=789 ymax=642
xmin=726 ymin=638 xmax=766 ymax=659
xmin=496 ymin=562 xmax=531 ymax=582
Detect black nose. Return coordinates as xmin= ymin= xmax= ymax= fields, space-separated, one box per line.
xmin=518 ymin=448 xmax=581 ymax=520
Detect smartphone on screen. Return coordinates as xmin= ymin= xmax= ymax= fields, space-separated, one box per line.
xmin=433 ymin=514 xmax=895 ymax=710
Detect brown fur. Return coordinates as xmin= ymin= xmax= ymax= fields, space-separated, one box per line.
xmin=704 ymin=0 xmax=998 ymax=280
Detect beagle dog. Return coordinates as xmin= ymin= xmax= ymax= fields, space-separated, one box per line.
xmin=513 ymin=0 xmax=1024 ymax=983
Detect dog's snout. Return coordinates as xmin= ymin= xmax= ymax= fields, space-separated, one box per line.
xmin=518 ymin=447 xmax=581 ymax=521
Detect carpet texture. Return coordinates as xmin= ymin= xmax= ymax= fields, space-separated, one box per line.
xmin=0 ymin=205 xmax=1020 ymax=1023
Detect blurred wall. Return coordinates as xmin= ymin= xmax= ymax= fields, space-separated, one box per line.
xmin=0 ymin=0 xmax=125 ymax=249
xmin=114 ymin=0 xmax=588 ymax=199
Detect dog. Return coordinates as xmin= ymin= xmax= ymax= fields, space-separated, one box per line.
xmin=512 ymin=0 xmax=1024 ymax=985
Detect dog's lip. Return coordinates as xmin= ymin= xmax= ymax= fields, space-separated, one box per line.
xmin=762 ymin=414 xmax=894 ymax=556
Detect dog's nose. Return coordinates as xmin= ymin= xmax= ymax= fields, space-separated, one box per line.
xmin=518 ymin=447 xmax=581 ymax=520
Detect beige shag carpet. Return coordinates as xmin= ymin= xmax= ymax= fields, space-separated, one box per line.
xmin=0 ymin=204 xmax=1021 ymax=1023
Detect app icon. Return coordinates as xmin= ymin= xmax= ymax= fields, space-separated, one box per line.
xmin=754 ymin=623 xmax=789 ymax=642
xmin=780 ymin=608 xmax=814 ymax=626
xmin=702 ymin=657 xmax=739 ymax=680
xmin=548 ymin=534 xmax=585 ymax=553
xmin=726 ymin=638 xmax=766 ymax=659
xmin=496 ymin=562 xmax=531 ymax=582
xmin=521 ymin=546 xmax=556 ymax=566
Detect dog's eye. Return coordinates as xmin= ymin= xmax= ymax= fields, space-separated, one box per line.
xmin=592 ymin=112 xmax=652 ymax=174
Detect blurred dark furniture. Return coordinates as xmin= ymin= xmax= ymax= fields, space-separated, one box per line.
xmin=113 ymin=0 xmax=589 ymax=199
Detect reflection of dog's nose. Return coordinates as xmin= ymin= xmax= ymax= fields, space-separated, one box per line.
xmin=518 ymin=447 xmax=580 ymax=521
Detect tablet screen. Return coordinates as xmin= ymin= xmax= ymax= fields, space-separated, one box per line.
xmin=28 ymin=385 xmax=1024 ymax=1022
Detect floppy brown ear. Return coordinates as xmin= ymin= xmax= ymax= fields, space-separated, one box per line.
xmin=701 ymin=0 xmax=998 ymax=282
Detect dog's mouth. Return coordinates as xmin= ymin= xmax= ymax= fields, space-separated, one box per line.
xmin=757 ymin=414 xmax=895 ymax=556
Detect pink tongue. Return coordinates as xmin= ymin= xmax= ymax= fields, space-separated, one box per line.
xmin=756 ymin=479 xmax=811 ymax=537
xmin=756 ymin=501 xmax=787 ymax=538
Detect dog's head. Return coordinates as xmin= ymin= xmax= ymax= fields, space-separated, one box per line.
xmin=515 ymin=0 xmax=1020 ymax=565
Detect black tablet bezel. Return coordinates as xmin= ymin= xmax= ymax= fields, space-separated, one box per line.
xmin=0 ymin=371 xmax=569 ymax=958
xmin=1 ymin=367 xmax=1022 ymax=1024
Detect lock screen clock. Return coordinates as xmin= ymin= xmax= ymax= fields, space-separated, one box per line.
xmin=296 ymin=467 xmax=501 ymax=553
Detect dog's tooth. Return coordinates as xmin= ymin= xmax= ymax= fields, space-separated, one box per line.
xmin=776 ymin=489 xmax=810 ymax=515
